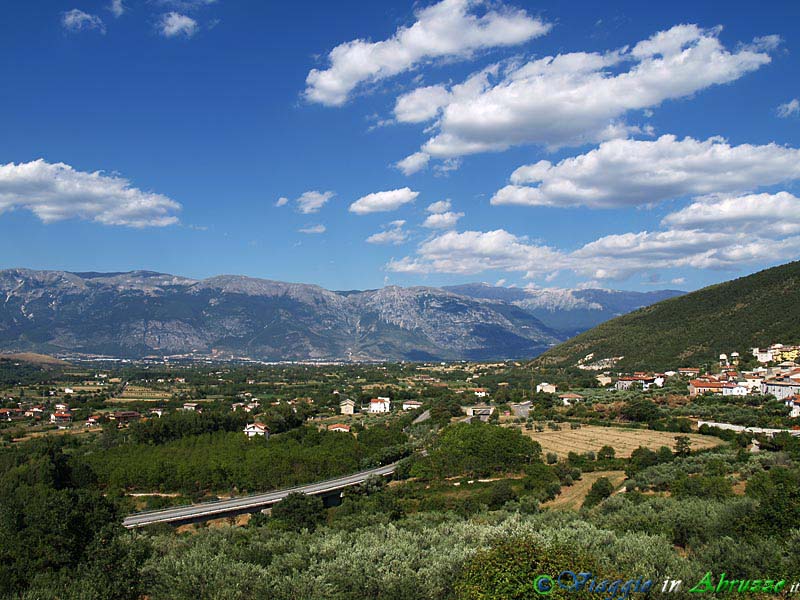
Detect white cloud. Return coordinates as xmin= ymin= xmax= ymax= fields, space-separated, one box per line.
xmin=777 ymin=99 xmax=800 ymax=118
xmin=299 ymin=224 xmax=326 ymax=234
xmin=366 ymin=221 xmax=408 ymax=245
xmin=389 ymin=191 xmax=800 ymax=281
xmin=393 ymin=64 xmax=497 ymax=123
xmin=662 ymin=192 xmax=800 ymax=236
xmin=0 ymin=159 xmax=181 ymax=227
xmin=394 ymin=85 xmax=452 ymax=123
xmin=296 ymin=190 xmax=335 ymax=214
xmin=396 ymin=24 xmax=774 ymax=157
xmin=109 ymin=0 xmax=125 ymax=17
xmin=304 ymin=0 xmax=550 ymax=106
xmin=158 ymin=12 xmax=198 ymax=37
xmin=395 ymin=152 xmax=430 ymax=176
xmin=422 ymin=211 xmax=464 ymax=229
xmin=62 ymin=9 xmax=106 ymax=33
xmin=278 ymin=190 xmax=335 ymax=214
xmin=388 ymin=229 xmax=562 ymax=275
xmin=349 ymin=187 xmax=419 ymax=214
xmin=426 ymin=199 xmax=451 ymax=213
xmin=491 ymin=135 xmax=800 ymax=208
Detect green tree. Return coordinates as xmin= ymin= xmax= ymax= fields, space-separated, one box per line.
xmin=627 ymin=446 xmax=659 ymax=476
xmin=269 ymin=492 xmax=325 ymax=533
xmin=583 ymin=477 xmax=614 ymax=508
xmin=487 ymin=479 xmax=518 ymax=509
xmin=674 ymin=435 xmax=692 ymax=457
xmin=597 ymin=445 xmax=616 ymax=460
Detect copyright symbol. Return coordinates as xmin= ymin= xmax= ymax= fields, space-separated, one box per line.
xmin=535 ymin=575 xmax=554 ymax=595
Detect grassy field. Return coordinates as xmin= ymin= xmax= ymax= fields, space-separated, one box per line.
xmin=544 ymin=470 xmax=627 ymax=510
xmin=517 ymin=424 xmax=723 ymax=458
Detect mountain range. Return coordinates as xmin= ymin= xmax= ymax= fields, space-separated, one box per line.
xmin=534 ymin=261 xmax=800 ymax=371
xmin=0 ymin=269 xmax=682 ymax=362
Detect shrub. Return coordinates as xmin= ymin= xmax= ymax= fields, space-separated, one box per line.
xmin=455 ymin=537 xmax=600 ymax=600
xmin=268 ymin=492 xmax=325 ymax=533
xmin=583 ymin=477 xmax=614 ymax=509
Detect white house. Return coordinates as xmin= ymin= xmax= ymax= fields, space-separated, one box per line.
xmin=762 ymin=378 xmax=800 ymax=400
xmin=784 ymin=396 xmax=800 ymax=418
xmin=368 ymin=397 xmax=391 ymax=413
xmin=536 ymin=382 xmax=557 ymax=394
xmin=182 ymin=402 xmax=198 ymax=411
xmin=339 ymin=398 xmax=356 ymax=415
xmin=63 ymin=388 xmax=74 ymax=395
xmin=472 ymin=388 xmax=489 ymax=398
xmin=722 ymin=383 xmax=749 ymax=397
xmin=402 ymin=400 xmax=423 ymax=411
xmin=559 ymin=393 xmax=584 ymax=406
xmin=50 ymin=412 xmax=72 ymax=429
xmin=328 ymin=423 xmax=351 ymax=433
xmin=243 ymin=423 xmax=269 ymax=438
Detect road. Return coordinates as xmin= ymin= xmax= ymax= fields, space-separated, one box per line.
xmin=122 ymin=462 xmax=398 ymax=528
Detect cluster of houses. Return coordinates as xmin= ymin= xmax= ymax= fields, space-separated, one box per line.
xmin=751 ymin=344 xmax=800 ymax=364
xmin=338 ymin=396 xmax=426 ymax=415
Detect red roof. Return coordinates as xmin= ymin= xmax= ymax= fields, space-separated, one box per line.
xmin=690 ymin=380 xmax=725 ymax=389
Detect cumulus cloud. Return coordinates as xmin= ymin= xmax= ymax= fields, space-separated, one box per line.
xmin=422 ymin=211 xmax=464 ymax=229
xmin=389 ymin=192 xmax=800 ymax=281
xmin=366 ymin=220 xmax=408 ymax=245
xmin=388 ymin=229 xmax=561 ymax=275
xmin=304 ymin=0 xmax=550 ymax=106
xmin=109 ymin=0 xmax=125 ymax=17
xmin=395 ymin=152 xmax=430 ymax=176
xmin=777 ymin=99 xmax=800 ymax=118
xmin=662 ymin=192 xmax=800 ymax=236
xmin=158 ymin=12 xmax=198 ymax=37
xmin=0 ymin=159 xmax=181 ymax=227
xmin=277 ymin=190 xmax=335 ymax=214
xmin=395 ymin=24 xmax=775 ymax=158
xmin=299 ymin=224 xmax=326 ymax=234
xmin=426 ymin=199 xmax=451 ymax=213
xmin=349 ymin=187 xmax=419 ymax=214
xmin=491 ymin=135 xmax=800 ymax=208
xmin=62 ymin=9 xmax=106 ymax=33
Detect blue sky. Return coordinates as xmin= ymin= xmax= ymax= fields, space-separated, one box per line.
xmin=1 ymin=0 xmax=798 ymax=292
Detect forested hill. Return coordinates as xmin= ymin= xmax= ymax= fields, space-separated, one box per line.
xmin=533 ymin=261 xmax=800 ymax=371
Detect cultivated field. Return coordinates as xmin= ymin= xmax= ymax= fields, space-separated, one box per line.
xmin=111 ymin=385 xmax=172 ymax=402
xmin=517 ymin=424 xmax=723 ymax=458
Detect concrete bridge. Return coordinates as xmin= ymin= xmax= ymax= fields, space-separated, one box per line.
xmin=122 ymin=462 xmax=398 ymax=528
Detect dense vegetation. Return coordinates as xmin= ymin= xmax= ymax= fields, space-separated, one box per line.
xmin=534 ymin=260 xmax=800 ymax=370
xmin=88 ymin=424 xmax=409 ymax=493
xmin=2 ymin=356 xmax=800 ymax=599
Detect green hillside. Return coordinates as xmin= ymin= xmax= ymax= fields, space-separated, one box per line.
xmin=534 ymin=261 xmax=800 ymax=371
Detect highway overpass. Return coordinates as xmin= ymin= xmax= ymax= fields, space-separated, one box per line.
xmin=122 ymin=462 xmax=398 ymax=528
